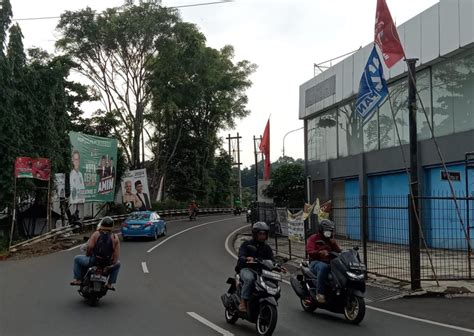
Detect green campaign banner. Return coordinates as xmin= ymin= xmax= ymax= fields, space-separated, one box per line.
xmin=69 ymin=132 xmax=118 ymax=204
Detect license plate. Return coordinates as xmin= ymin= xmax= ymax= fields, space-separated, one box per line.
xmin=90 ymin=274 xmax=107 ymax=282
xmin=131 ymin=225 xmax=141 ymax=229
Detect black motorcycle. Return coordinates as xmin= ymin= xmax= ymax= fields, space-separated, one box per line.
xmin=290 ymin=248 xmax=366 ymax=324
xmin=221 ymin=258 xmax=283 ymax=336
xmin=233 ymin=207 xmax=242 ymax=216
xmin=76 ymin=265 xmax=114 ymax=306
xmin=189 ymin=209 xmax=197 ymax=221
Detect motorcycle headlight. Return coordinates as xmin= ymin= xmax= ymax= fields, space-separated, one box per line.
xmin=259 ymin=277 xmax=280 ymax=295
xmin=346 ymin=271 xmax=365 ymax=280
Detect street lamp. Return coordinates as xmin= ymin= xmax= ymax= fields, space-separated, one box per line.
xmin=282 ymin=127 xmax=304 ymax=157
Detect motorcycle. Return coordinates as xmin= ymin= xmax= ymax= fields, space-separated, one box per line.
xmin=246 ymin=209 xmax=252 ymax=223
xmin=221 ymin=254 xmax=283 ymax=336
xmin=233 ymin=207 xmax=242 ymax=216
xmin=189 ymin=209 xmax=197 ymax=221
xmin=290 ymin=247 xmax=366 ymax=324
xmin=72 ymin=242 xmax=114 ymax=306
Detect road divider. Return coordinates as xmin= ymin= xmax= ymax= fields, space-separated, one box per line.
xmin=141 ymin=262 xmax=149 ymax=274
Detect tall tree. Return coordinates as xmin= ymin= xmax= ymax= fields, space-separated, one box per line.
xmin=56 ymin=4 xmax=180 ymax=169
xmin=150 ymin=22 xmax=256 ymax=202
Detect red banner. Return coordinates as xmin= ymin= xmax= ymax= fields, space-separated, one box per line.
xmin=259 ymin=119 xmax=270 ymax=180
xmin=15 ymin=157 xmax=51 ymax=181
xmin=374 ymin=0 xmax=405 ymax=68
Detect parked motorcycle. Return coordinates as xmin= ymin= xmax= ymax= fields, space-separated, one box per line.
xmin=290 ymin=248 xmax=366 ymax=324
xmin=221 ymin=256 xmax=284 ymax=335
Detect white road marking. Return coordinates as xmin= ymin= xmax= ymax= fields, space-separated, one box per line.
xmin=224 ymin=227 xmax=474 ymax=334
xmin=147 ymin=217 xmax=235 ymax=253
xmin=187 ymin=312 xmax=234 ymax=336
xmin=367 ymin=306 xmax=474 ymax=334
xmin=141 ymin=262 xmax=149 ymax=274
xmin=65 ymin=244 xmax=82 ymax=252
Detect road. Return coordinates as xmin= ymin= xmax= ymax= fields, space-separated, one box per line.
xmin=0 ymin=214 xmax=473 ymax=336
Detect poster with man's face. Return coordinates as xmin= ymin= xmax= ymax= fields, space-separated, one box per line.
xmin=121 ymin=169 xmax=151 ymax=211
xmin=69 ymin=132 xmax=118 ymax=204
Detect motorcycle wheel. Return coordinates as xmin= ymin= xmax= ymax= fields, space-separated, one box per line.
xmin=344 ymin=295 xmax=365 ymax=325
xmin=224 ymin=308 xmax=239 ymax=324
xmin=300 ymin=297 xmax=317 ymax=313
xmin=256 ymin=304 xmax=278 ymax=336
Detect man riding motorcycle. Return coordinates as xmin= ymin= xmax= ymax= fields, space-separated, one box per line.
xmin=70 ymin=216 xmax=121 ymax=289
xmin=235 ymin=222 xmax=281 ymax=313
xmin=305 ymin=219 xmax=341 ymax=303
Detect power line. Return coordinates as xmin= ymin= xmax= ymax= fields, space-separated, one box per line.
xmin=12 ymin=0 xmax=234 ymax=22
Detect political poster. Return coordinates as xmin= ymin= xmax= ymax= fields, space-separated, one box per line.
xmin=121 ymin=169 xmax=151 ymax=211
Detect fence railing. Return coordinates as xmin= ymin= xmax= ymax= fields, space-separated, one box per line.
xmin=256 ymin=195 xmax=474 ymax=283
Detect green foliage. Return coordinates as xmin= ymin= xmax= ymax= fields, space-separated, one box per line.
xmin=152 ymin=199 xmax=188 ymax=211
xmin=150 ymin=22 xmax=255 ymax=204
xmin=264 ymin=162 xmax=305 ymax=208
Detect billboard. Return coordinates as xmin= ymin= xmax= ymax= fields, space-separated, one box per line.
xmin=15 ymin=157 xmax=51 ymax=181
xmin=121 ymin=169 xmax=151 ymax=211
xmin=69 ymin=132 xmax=118 ymax=204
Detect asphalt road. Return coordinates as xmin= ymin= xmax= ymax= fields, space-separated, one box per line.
xmin=0 ymin=214 xmax=473 ymax=336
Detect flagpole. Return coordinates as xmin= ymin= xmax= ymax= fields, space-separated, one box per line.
xmin=406 ymin=58 xmax=421 ymax=290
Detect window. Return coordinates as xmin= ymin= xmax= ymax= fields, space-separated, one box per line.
xmin=306 ymin=109 xmax=337 ymax=162
xmin=433 ymin=49 xmax=474 ymax=136
xmin=338 ymin=103 xmax=363 ymax=157
xmin=378 ymin=78 xmax=409 ymax=149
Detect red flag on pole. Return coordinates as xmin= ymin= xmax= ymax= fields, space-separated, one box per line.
xmin=259 ymin=119 xmax=270 ymax=180
xmin=374 ymin=0 xmax=405 ymax=68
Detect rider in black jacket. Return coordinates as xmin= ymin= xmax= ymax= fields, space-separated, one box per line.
xmin=235 ymin=222 xmax=274 ymax=312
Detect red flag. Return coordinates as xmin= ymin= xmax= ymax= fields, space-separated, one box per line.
xmin=374 ymin=0 xmax=405 ymax=68
xmin=259 ymin=119 xmax=270 ymax=180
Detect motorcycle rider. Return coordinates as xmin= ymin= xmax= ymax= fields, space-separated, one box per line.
xmin=306 ymin=219 xmax=341 ymax=304
xmin=235 ymin=222 xmax=274 ymax=313
xmin=188 ymin=200 xmax=199 ymax=217
xmin=70 ymin=216 xmax=121 ymax=289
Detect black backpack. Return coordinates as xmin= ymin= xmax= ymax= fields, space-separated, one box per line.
xmin=93 ymin=232 xmax=114 ymax=267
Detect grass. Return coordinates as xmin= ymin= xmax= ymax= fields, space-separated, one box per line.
xmin=0 ymin=236 xmax=9 ymax=254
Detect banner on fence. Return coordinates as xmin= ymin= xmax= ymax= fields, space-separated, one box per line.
xmin=257 ymin=179 xmax=273 ymax=203
xmin=287 ymin=210 xmax=304 ymax=243
xmin=275 ymin=208 xmax=288 ymax=236
xmin=121 ymin=169 xmax=151 ymax=211
xmin=315 ymin=198 xmax=332 ymax=219
xmin=69 ymin=132 xmax=118 ymax=204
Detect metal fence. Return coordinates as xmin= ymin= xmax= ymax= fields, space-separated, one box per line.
xmin=333 ymin=195 xmax=474 ymax=282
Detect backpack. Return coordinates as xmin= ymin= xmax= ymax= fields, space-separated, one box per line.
xmin=93 ymin=232 xmax=114 ymax=267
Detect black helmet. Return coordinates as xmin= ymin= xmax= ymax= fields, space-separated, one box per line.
xmin=99 ymin=216 xmax=114 ymax=228
xmin=319 ymin=219 xmax=335 ymax=233
xmin=252 ymin=221 xmax=269 ymax=233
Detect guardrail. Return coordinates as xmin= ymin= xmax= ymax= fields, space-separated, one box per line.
xmin=82 ymin=207 xmax=234 ymax=227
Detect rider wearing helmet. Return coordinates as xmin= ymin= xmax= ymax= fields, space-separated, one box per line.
xmin=70 ymin=216 xmax=121 ymax=289
xmin=235 ymin=222 xmax=274 ymax=313
xmin=306 ymin=219 xmax=341 ymax=303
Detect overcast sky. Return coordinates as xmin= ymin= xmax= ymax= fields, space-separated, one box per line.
xmin=11 ymin=0 xmax=439 ymax=167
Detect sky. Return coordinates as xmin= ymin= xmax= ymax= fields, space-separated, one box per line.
xmin=11 ymin=0 xmax=439 ymax=167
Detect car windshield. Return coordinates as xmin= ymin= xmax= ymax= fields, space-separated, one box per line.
xmin=127 ymin=213 xmax=150 ymax=221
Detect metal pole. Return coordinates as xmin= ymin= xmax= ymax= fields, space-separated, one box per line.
xmin=46 ymin=177 xmax=51 ymax=231
xmin=282 ymin=127 xmax=304 ymax=157
xmin=466 ymin=152 xmax=474 ymax=279
xmin=253 ymin=136 xmax=258 ymax=202
xmin=9 ymin=176 xmax=17 ymax=250
xmin=237 ymin=133 xmax=243 ymax=205
xmin=407 ymin=58 xmax=421 ymax=290
xmin=228 ymin=134 xmax=233 ymax=208
xmin=305 ymin=175 xmax=312 ymax=258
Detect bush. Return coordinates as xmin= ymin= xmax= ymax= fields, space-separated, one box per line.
xmin=152 ymin=199 xmax=188 ymax=211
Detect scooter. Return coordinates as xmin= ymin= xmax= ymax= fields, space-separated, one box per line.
xmin=221 ymin=256 xmax=284 ymax=335
xmin=290 ymin=248 xmax=366 ymax=324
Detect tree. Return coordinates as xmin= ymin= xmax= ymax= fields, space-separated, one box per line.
xmin=264 ymin=163 xmax=305 ymax=208
xmin=149 ymin=22 xmax=256 ymax=202
xmin=56 ymin=4 xmax=180 ymax=168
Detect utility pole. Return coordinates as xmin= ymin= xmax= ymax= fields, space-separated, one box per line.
xmin=253 ymin=135 xmax=262 ymax=202
xmin=227 ymin=133 xmax=243 ymax=208
xmin=407 ymin=58 xmax=421 ymax=290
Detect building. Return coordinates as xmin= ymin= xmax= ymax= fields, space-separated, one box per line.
xmin=300 ymin=0 xmax=474 ymax=253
